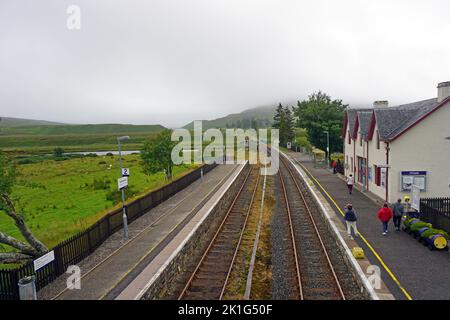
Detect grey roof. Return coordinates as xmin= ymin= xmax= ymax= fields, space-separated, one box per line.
xmin=374 ymin=98 xmax=439 ymax=140
xmin=346 ymin=108 xmax=366 ymax=134
xmin=346 ymin=98 xmax=441 ymax=141
xmin=357 ymin=111 xmax=373 ymax=139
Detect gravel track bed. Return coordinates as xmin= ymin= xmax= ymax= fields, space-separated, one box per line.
xmin=286 ymin=160 xmax=365 ymax=300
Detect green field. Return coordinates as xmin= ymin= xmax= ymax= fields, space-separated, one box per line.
xmin=0 ymin=123 xmax=165 ymax=154
xmin=0 ymin=155 xmax=196 ymax=249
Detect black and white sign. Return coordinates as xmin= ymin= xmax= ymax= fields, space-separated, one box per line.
xmin=33 ymin=250 xmax=55 ymax=272
xmin=287 ymin=142 xmax=291 ymax=150
xmin=118 ymin=177 xmax=128 ymax=190
xmin=121 ymin=168 xmax=130 ymax=177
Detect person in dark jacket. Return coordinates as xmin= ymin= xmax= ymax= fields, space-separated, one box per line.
xmin=377 ymin=203 xmax=393 ymax=235
xmin=344 ymin=203 xmax=358 ymax=239
xmin=392 ymin=199 xmax=404 ymax=231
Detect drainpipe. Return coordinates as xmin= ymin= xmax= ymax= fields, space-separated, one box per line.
xmin=385 ymin=142 xmax=390 ymax=203
xmin=366 ymin=139 xmax=369 ymax=192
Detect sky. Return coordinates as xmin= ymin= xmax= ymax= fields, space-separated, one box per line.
xmin=1 ymin=0 xmax=449 ymax=128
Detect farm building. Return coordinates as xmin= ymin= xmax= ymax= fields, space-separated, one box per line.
xmin=343 ymin=81 xmax=450 ymax=203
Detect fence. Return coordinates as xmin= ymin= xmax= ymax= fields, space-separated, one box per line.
xmin=0 ymin=163 xmax=216 ymax=300
xmin=420 ymin=197 xmax=450 ymax=233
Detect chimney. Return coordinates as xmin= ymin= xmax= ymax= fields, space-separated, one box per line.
xmin=437 ymin=82 xmax=450 ymax=103
xmin=373 ymin=100 xmax=389 ymax=108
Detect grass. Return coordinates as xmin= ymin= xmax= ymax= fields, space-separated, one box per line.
xmin=0 ymin=154 xmax=196 ymax=249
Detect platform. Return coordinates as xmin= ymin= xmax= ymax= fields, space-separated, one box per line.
xmin=287 ymin=151 xmax=450 ymax=300
xmin=51 ymin=163 xmax=239 ymax=300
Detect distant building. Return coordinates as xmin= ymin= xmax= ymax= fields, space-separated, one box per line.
xmin=343 ymin=81 xmax=450 ymax=203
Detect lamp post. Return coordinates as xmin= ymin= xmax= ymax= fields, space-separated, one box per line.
xmin=117 ymin=136 xmax=130 ymax=239
xmin=324 ymin=130 xmax=330 ymax=167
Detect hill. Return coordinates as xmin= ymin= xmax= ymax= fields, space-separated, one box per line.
xmin=183 ymin=106 xmax=275 ymax=130
xmin=0 ymin=116 xmax=66 ymax=128
xmin=0 ymin=123 xmax=166 ymax=136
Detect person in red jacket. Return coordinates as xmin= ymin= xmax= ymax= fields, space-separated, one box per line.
xmin=377 ymin=203 xmax=393 ymax=235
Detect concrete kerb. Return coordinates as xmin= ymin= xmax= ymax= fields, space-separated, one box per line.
xmin=281 ymin=151 xmax=394 ymax=300
xmin=136 ymin=161 xmax=249 ymax=300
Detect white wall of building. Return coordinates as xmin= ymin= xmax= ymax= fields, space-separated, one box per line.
xmin=389 ymin=102 xmax=450 ymax=202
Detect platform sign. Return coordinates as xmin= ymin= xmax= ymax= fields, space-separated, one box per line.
xmin=33 ymin=250 xmax=55 ymax=272
xmin=121 ymin=168 xmax=130 ymax=177
xmin=118 ymin=177 xmax=128 ymax=190
xmin=287 ymin=142 xmax=291 ymax=150
xmin=411 ymin=184 xmax=420 ymax=211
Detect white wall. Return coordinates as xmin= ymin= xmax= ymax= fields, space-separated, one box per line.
xmin=367 ymin=123 xmax=388 ymax=200
xmin=389 ymin=101 xmax=450 ymax=202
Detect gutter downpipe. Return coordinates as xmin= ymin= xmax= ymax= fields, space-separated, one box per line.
xmin=366 ymin=139 xmax=369 ymax=192
xmin=385 ymin=142 xmax=390 ymax=203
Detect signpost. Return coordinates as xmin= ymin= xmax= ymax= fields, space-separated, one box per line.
xmin=121 ymin=168 xmax=130 ymax=177
xmin=118 ymin=177 xmax=128 ymax=190
xmin=33 ymin=250 xmax=55 ymax=272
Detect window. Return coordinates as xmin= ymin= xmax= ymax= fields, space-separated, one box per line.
xmin=376 ymin=130 xmax=380 ymax=150
xmin=374 ymin=165 xmax=381 ymax=186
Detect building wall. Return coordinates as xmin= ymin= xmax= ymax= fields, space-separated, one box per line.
xmin=344 ymin=125 xmax=353 ymax=176
xmin=366 ymin=123 xmax=389 ymax=200
xmin=389 ymin=101 xmax=450 ymax=202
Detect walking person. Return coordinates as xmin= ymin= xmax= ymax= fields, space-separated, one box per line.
xmin=346 ymin=174 xmax=354 ymax=195
xmin=392 ymin=199 xmax=404 ymax=231
xmin=344 ymin=203 xmax=358 ymax=239
xmin=377 ymin=203 xmax=393 ymax=235
xmin=331 ymin=159 xmax=337 ymax=174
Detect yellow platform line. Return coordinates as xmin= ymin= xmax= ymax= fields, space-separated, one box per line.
xmin=294 ymin=159 xmax=413 ymax=301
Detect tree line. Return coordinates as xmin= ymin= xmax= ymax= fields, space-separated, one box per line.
xmin=273 ymin=91 xmax=347 ymax=154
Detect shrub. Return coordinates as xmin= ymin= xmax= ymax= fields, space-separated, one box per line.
xmin=91 ymin=178 xmax=111 ymax=190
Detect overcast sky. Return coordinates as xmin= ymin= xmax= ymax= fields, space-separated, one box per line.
xmin=1 ymin=0 xmax=449 ymax=128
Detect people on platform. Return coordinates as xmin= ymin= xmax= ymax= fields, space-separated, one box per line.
xmin=392 ymin=199 xmax=404 ymax=231
xmin=344 ymin=203 xmax=358 ymax=239
xmin=346 ymin=174 xmax=354 ymax=194
xmin=377 ymin=203 xmax=393 ymax=235
xmin=331 ymin=160 xmax=337 ymax=174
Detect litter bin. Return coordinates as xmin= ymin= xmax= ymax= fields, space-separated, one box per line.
xmin=18 ymin=276 xmax=37 ymax=300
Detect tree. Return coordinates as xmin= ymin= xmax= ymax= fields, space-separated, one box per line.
xmin=273 ymin=103 xmax=295 ymax=146
xmin=53 ymin=147 xmax=65 ymax=158
xmin=0 ymin=151 xmax=48 ymax=264
xmin=293 ymin=91 xmax=347 ymax=155
xmin=141 ymin=129 xmax=177 ymax=180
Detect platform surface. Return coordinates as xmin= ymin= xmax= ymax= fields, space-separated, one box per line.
xmin=54 ymin=163 xmax=238 ymax=300
xmin=288 ymin=152 xmax=450 ymax=300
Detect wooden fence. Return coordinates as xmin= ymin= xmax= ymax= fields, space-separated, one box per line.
xmin=0 ymin=163 xmax=216 ymax=300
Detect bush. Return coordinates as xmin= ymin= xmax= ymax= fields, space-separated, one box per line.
xmin=106 ymin=186 xmax=137 ymax=203
xmin=53 ymin=147 xmax=65 ymax=158
xmin=91 ymin=178 xmax=111 ymax=190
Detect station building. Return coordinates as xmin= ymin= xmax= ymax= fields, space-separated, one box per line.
xmin=343 ymin=81 xmax=450 ymax=203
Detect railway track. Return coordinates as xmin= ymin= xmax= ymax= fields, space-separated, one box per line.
xmin=178 ymin=166 xmax=260 ymax=300
xmin=278 ymin=155 xmax=345 ymax=300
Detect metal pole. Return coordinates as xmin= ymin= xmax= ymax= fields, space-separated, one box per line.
xmin=326 ymin=131 xmax=330 ymax=167
xmin=118 ymin=140 xmax=128 ymax=239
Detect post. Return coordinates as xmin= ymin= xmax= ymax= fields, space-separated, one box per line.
xmin=324 ymin=131 xmax=330 ymax=168
xmin=118 ymin=138 xmax=128 ymax=239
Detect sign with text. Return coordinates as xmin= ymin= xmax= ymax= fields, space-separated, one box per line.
xmin=33 ymin=250 xmax=55 ymax=272
xmin=121 ymin=168 xmax=130 ymax=177
xmin=118 ymin=177 xmax=128 ymax=190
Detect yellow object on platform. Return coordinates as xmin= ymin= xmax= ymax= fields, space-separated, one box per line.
xmin=352 ymin=247 xmax=365 ymax=259
xmin=434 ymin=236 xmax=447 ymax=250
